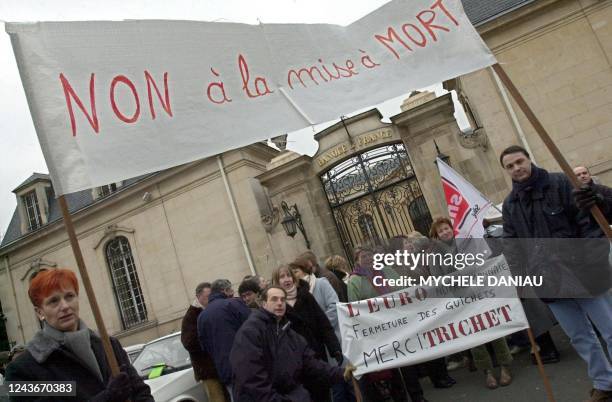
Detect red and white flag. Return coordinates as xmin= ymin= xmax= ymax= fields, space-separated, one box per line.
xmin=436 ymin=158 xmax=494 ymax=242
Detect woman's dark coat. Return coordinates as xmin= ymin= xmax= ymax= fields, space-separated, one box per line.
xmin=5 ymin=329 xmax=152 ymax=401
xmin=287 ymin=280 xmax=341 ymax=361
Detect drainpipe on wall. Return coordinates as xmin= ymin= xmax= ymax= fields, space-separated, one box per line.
xmin=2 ymin=256 xmax=26 ymax=343
xmin=490 ymin=66 xmax=537 ymax=164
xmin=217 ymin=155 xmax=257 ymax=276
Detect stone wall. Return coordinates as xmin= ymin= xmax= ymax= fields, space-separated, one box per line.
xmin=462 ymin=0 xmax=612 ymax=186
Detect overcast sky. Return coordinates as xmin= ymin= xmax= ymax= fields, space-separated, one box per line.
xmin=0 ymin=0 xmax=467 ymax=240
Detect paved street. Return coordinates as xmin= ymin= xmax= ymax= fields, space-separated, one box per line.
xmin=420 ymin=326 xmax=594 ymax=402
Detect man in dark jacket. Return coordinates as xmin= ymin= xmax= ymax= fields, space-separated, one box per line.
xmin=574 ymin=165 xmax=596 ymax=186
xmin=574 ymin=165 xmax=612 ymax=223
xmin=181 ymin=282 xmax=227 ymax=402
xmin=500 ymin=145 xmax=612 ymax=401
xmin=238 ymin=278 xmax=261 ymax=309
xmin=198 ymin=279 xmax=250 ymax=400
xmin=229 ymin=286 xmax=353 ymax=402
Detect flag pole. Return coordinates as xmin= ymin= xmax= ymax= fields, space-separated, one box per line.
xmin=58 ymin=195 xmax=121 ymax=376
xmin=436 ymin=157 xmax=502 ymax=215
xmin=491 ymin=63 xmax=612 ymax=240
xmin=527 ymin=327 xmax=557 ymax=402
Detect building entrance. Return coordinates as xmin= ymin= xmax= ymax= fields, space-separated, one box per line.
xmin=320 ymin=143 xmax=432 ymax=262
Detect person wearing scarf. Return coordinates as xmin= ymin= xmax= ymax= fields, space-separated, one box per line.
xmin=290 ymin=258 xmax=341 ymax=339
xmin=501 ymin=145 xmax=612 ymax=402
xmin=272 ymin=264 xmax=342 ymax=402
xmin=5 ymin=269 xmax=153 ymax=401
xmin=285 ymin=282 xmax=298 ymax=307
xmin=347 ymin=246 xmax=429 ymax=402
xmin=289 ymin=258 xmax=356 ymax=402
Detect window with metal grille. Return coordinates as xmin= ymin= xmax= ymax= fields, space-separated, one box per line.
xmin=22 ymin=191 xmax=42 ymax=231
xmin=105 ymin=236 xmax=147 ymax=329
xmin=98 ymin=183 xmax=117 ymax=198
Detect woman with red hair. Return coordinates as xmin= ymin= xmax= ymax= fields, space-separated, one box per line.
xmin=5 ymin=268 xmax=153 ymax=401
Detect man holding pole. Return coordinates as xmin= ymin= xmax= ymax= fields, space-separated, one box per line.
xmin=574 ymin=165 xmax=612 ymax=205
xmin=500 ymin=145 xmax=612 ymax=401
xmin=574 ymin=166 xmax=597 ymax=186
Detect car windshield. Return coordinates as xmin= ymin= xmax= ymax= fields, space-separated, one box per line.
xmin=132 ymin=334 xmax=191 ymax=377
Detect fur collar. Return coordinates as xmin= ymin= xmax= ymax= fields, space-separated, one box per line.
xmin=26 ymin=324 xmax=98 ymax=364
xmin=26 ymin=330 xmax=61 ymax=364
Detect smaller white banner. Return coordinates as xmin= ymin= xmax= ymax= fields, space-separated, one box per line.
xmin=437 ymin=157 xmax=495 ymax=254
xmin=338 ymin=255 xmax=529 ymax=376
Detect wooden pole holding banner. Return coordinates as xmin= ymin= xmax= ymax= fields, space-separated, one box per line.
xmin=58 ymin=196 xmax=121 ymax=377
xmin=527 ymin=328 xmax=557 ymax=402
xmin=491 ymin=63 xmax=612 ymax=240
xmin=352 ymin=377 xmax=363 ymax=402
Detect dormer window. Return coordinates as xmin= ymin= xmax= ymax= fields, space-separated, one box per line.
xmin=91 ymin=182 xmax=122 ymax=201
xmin=98 ymin=183 xmax=118 ymax=198
xmin=13 ymin=173 xmax=52 ymax=235
xmin=23 ymin=190 xmax=42 ymax=231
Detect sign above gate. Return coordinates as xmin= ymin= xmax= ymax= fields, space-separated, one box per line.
xmin=315 ymin=127 xmax=397 ymax=169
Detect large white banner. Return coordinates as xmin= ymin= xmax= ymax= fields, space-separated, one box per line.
xmin=7 ymin=0 xmax=496 ymax=195
xmin=338 ymin=256 xmax=529 ymax=376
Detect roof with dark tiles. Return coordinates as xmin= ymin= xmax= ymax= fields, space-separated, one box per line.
xmin=12 ymin=173 xmax=51 ymax=193
xmin=1 ymin=173 xmax=156 ymax=249
xmin=1 ymin=0 xmax=536 ymax=249
xmin=462 ymin=0 xmax=535 ymax=27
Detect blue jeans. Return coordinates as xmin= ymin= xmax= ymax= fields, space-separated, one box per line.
xmin=332 ymin=381 xmax=356 ymax=402
xmin=225 ymin=385 xmax=235 ymax=402
xmin=548 ymin=293 xmax=612 ymax=391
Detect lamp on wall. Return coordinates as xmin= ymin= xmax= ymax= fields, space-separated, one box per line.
xmin=280 ymin=201 xmax=311 ymax=249
xmin=433 ymin=140 xmax=451 ymax=166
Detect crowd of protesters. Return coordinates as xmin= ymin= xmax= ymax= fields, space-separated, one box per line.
xmin=2 ymin=145 xmax=611 ymax=402
xmin=179 ymin=146 xmax=611 ymax=402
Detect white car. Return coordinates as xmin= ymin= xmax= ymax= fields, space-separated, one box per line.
xmin=124 ymin=343 xmax=145 ymax=363
xmin=132 ymin=332 xmax=207 ymax=402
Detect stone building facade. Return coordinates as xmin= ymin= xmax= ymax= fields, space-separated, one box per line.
xmin=0 ymin=145 xmax=281 ymax=346
xmin=454 ymin=0 xmax=612 ymax=184
xmin=1 ymin=0 xmax=611 ymax=348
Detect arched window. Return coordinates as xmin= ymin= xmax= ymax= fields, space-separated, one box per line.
xmin=105 ymin=237 xmax=147 ymax=329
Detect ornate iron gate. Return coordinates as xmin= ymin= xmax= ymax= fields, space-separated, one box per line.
xmin=320 ymin=143 xmax=432 ymax=261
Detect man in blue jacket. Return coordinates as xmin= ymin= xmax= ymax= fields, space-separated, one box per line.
xmin=198 ymin=279 xmax=250 ymax=401
xmin=500 ymin=145 xmax=612 ymax=402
